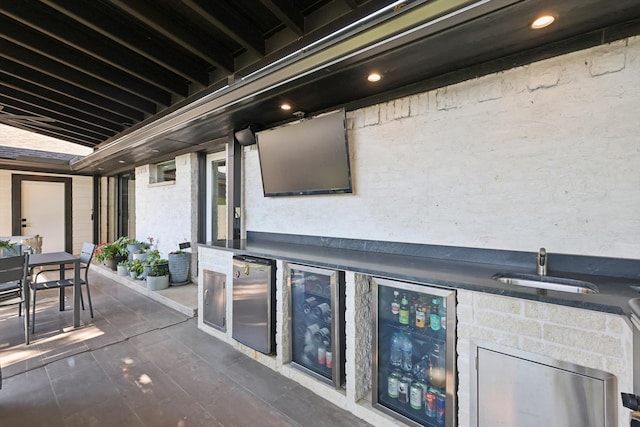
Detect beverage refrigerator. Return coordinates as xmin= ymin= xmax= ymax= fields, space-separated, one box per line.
xmin=373 ymin=277 xmax=457 ymax=427
xmin=287 ymin=263 xmax=345 ymax=388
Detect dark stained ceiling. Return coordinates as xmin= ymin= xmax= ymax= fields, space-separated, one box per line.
xmin=1 ymin=0 xmax=640 ymax=174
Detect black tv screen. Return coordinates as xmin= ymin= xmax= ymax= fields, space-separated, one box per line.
xmin=256 ymin=109 xmax=352 ymax=197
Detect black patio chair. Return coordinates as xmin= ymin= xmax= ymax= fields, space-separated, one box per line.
xmin=31 ymin=243 xmax=96 ymax=333
xmin=0 ymin=254 xmax=31 ymax=345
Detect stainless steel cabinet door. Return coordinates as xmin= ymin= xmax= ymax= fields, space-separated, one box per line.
xmin=203 ymin=270 xmax=226 ymax=331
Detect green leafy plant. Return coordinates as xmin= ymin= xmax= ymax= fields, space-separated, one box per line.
xmin=0 ymin=239 xmax=15 ymax=250
xmin=95 ymin=236 xmax=130 ymax=262
xmin=145 ymin=249 xmax=161 ymax=264
xmin=128 ymin=259 xmax=144 ymax=275
xmin=147 ymin=258 xmax=169 ymax=277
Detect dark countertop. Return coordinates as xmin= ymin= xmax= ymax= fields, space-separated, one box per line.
xmin=200 ymin=237 xmax=640 ymax=320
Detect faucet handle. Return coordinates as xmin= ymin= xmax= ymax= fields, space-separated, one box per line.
xmin=537 ymin=248 xmax=547 ymax=275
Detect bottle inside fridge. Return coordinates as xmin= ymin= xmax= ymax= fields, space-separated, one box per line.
xmin=373 ymin=278 xmax=456 ymax=427
xmin=289 ymin=263 xmax=345 ymax=388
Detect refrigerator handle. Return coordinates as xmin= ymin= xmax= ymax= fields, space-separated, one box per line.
xmin=204 ymin=289 xmax=209 ymax=305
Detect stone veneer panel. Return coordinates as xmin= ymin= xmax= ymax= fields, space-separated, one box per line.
xmin=348 ymin=273 xmax=372 ymax=401
xmin=277 ymin=260 xmax=290 ymax=364
xmin=457 ymin=289 xmax=633 ymax=427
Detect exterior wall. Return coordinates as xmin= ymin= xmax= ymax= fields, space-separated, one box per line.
xmin=457 ymin=290 xmax=633 ymax=427
xmin=135 ymin=153 xmax=199 ymax=261
xmin=230 ymin=36 xmax=640 ymax=425
xmin=0 ymin=170 xmax=93 ymax=255
xmin=243 ymin=37 xmax=640 ymax=259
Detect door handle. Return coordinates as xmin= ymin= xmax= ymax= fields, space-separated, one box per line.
xmin=204 ymin=289 xmax=209 ymax=305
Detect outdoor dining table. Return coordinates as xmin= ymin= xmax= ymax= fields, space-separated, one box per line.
xmin=28 ymin=251 xmax=82 ymax=328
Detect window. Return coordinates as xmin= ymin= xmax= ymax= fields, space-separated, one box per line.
xmin=150 ymin=159 xmax=176 ymax=184
xmin=206 ymin=152 xmax=227 ymax=241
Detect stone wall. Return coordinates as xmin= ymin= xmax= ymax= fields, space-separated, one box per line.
xmin=457 ymin=290 xmax=633 ymax=427
xmin=243 ymin=36 xmax=640 ymax=259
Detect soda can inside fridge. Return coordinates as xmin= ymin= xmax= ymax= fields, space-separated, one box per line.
xmin=372 ymin=277 xmax=456 ymax=427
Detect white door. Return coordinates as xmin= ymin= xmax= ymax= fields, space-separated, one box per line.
xmin=21 ymin=180 xmax=66 ymax=252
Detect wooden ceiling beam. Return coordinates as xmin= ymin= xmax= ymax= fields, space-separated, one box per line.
xmin=0 ymin=2 xmax=188 ymax=97
xmin=181 ymin=0 xmax=266 ymax=57
xmin=260 ymin=0 xmax=305 ymax=36
xmin=41 ymin=0 xmax=210 ymax=87
xmin=107 ymin=0 xmax=234 ymax=73
xmin=0 ymin=57 xmax=145 ymax=124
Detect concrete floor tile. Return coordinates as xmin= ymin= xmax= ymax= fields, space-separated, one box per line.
xmin=272 ymin=385 xmax=371 ymax=427
xmin=133 ymin=395 xmax=222 ymax=427
xmin=106 ymin=360 xmax=186 ymax=410
xmin=0 ymin=269 xmax=372 ymax=427
xmin=63 ymin=395 xmax=144 ymax=427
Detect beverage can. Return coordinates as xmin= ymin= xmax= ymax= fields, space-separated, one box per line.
xmin=387 ymin=370 xmax=400 ymax=398
xmin=326 ymin=351 xmax=333 ymax=368
xmin=317 ymin=346 xmax=326 ymax=365
xmin=409 ymin=381 xmax=423 ymax=410
xmin=425 ymin=388 xmax=436 ymax=417
xmin=398 ymin=375 xmax=411 ymax=404
xmin=436 ymin=392 xmax=446 ymax=425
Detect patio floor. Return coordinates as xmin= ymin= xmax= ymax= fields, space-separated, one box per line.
xmin=0 ymin=269 xmax=371 ymax=427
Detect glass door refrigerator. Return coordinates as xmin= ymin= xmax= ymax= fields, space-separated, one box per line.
xmin=287 ymin=263 xmax=345 ymax=388
xmin=373 ymin=277 xmax=456 ymax=427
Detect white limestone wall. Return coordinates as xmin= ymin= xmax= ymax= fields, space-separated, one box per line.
xmin=135 ymin=153 xmax=198 ymax=260
xmin=243 ymin=36 xmax=640 ymax=259
xmin=0 ymin=170 xmax=92 ymax=254
xmin=457 ymin=290 xmax=634 ymax=427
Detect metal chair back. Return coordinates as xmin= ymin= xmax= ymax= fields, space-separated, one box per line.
xmin=0 ymin=254 xmax=30 ymax=345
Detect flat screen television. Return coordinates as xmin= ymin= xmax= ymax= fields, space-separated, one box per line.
xmin=256 ymin=109 xmax=352 ymax=197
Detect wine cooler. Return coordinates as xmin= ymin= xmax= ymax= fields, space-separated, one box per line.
xmin=373 ymin=277 xmax=456 ymax=427
xmin=287 ymin=263 xmax=345 ymax=388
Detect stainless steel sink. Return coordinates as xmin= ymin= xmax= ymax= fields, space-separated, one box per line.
xmin=492 ymin=272 xmax=599 ymax=294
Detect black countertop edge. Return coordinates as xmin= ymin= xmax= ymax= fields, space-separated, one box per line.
xmin=246 ymin=232 xmax=640 ymax=280
xmin=198 ymin=237 xmax=640 ymax=320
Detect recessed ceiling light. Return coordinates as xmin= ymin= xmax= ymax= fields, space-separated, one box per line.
xmin=118 ymin=160 xmax=125 ymax=164
xmin=531 ymin=15 xmax=555 ymax=29
xmin=280 ymin=103 xmax=292 ymax=111
xmin=151 ymin=149 xmax=159 ymax=153
xmin=367 ymin=72 xmax=382 ymax=82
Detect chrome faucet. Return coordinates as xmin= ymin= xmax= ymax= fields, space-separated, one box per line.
xmin=537 ymin=247 xmax=547 ymax=276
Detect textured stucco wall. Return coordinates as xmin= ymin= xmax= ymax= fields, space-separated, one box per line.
xmin=243 ymin=37 xmax=640 ymax=259
xmin=135 ymin=153 xmax=198 ymax=259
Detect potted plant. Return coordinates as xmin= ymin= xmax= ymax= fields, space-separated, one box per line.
xmin=117 ymin=260 xmax=129 ymax=276
xmin=95 ymin=236 xmax=129 ymax=270
xmin=0 ymin=239 xmax=20 ymax=257
xmin=126 ymin=238 xmax=142 ymax=260
xmin=168 ymin=242 xmax=191 ymax=285
xmin=141 ymin=248 xmax=160 ymax=278
xmin=146 ymin=257 xmax=169 ymax=291
xmin=132 ymin=237 xmax=154 ymax=261
xmin=128 ymin=259 xmax=144 ymax=279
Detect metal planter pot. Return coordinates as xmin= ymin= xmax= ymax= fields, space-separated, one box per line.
xmin=147 ymin=274 xmax=169 ymax=291
xmin=168 ymin=252 xmax=190 ymax=285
